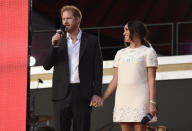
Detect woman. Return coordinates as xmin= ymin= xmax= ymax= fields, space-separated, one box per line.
xmin=100 ymin=20 xmax=158 ymax=131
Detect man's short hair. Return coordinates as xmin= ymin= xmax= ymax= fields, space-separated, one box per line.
xmin=61 ymin=5 xmax=82 ymax=21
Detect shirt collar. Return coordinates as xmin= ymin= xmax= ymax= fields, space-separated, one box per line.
xmin=67 ymin=29 xmax=82 ymax=40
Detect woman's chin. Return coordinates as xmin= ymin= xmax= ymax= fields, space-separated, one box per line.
xmin=124 ymin=40 xmax=129 ymax=43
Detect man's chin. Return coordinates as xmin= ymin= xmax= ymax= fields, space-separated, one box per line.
xmin=65 ymin=28 xmax=70 ymax=32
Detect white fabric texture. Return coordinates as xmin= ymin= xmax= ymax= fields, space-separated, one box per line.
xmin=67 ymin=30 xmax=82 ymax=83
xmin=113 ymin=45 xmax=158 ymax=122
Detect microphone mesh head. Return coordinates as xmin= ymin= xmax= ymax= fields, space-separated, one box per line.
xmin=60 ymin=25 xmax=66 ymax=32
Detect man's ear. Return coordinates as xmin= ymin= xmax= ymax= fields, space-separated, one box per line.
xmin=76 ymin=17 xmax=81 ymax=25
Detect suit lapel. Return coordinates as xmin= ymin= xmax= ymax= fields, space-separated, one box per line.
xmin=79 ymin=32 xmax=87 ymax=61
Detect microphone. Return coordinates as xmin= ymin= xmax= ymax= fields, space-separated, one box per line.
xmin=141 ymin=113 xmax=153 ymax=125
xmin=53 ymin=25 xmax=66 ymax=46
xmin=38 ymin=78 xmax=43 ymax=83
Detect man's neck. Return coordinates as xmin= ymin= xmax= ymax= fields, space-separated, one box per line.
xmin=68 ymin=28 xmax=80 ymax=42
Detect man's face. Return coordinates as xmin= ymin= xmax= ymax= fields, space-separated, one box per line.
xmin=61 ymin=10 xmax=80 ymax=33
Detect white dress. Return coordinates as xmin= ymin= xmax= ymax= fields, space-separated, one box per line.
xmin=113 ymin=45 xmax=158 ymax=122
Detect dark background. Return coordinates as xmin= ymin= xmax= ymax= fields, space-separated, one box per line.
xmin=32 ymin=0 xmax=192 ymax=26
xmin=31 ymin=79 xmax=192 ymax=131
xmin=31 ymin=0 xmax=192 ymax=66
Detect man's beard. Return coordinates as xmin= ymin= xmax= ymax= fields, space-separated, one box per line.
xmin=66 ymin=25 xmax=77 ymax=33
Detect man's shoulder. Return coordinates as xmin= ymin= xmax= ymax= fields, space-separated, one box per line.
xmin=82 ymin=31 xmax=97 ymax=40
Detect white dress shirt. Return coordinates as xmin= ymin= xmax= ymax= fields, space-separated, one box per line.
xmin=67 ymin=30 xmax=82 ymax=83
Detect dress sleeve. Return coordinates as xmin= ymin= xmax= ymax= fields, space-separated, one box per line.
xmin=114 ymin=50 xmax=121 ymax=67
xmin=145 ymin=47 xmax=158 ymax=67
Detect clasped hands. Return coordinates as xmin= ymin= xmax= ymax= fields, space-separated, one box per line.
xmin=90 ymin=95 xmax=104 ymax=108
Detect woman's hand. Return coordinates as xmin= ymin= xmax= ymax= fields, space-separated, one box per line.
xmin=96 ymin=98 xmax=104 ymax=108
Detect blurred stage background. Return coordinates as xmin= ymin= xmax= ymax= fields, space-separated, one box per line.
xmin=30 ymin=1 xmax=192 ymax=130
xmin=1 ymin=0 xmax=192 ymax=131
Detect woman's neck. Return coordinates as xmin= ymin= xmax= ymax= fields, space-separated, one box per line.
xmin=129 ymin=39 xmax=142 ymax=48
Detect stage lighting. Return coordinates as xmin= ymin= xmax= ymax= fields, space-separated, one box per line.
xmin=30 ymin=56 xmax=36 ymax=66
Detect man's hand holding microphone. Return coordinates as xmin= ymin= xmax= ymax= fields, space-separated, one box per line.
xmin=51 ymin=25 xmax=66 ymax=47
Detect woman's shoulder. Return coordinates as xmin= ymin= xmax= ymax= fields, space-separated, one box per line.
xmin=116 ymin=47 xmax=127 ymax=55
xmin=142 ymin=45 xmax=157 ymax=57
xmin=142 ymin=45 xmax=156 ymax=52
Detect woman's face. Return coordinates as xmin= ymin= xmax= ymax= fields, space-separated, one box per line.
xmin=123 ymin=24 xmax=130 ymax=42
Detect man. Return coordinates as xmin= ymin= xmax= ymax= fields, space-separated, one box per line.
xmin=43 ymin=5 xmax=103 ymax=131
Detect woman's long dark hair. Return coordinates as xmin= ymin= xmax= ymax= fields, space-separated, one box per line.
xmin=127 ymin=20 xmax=150 ymax=47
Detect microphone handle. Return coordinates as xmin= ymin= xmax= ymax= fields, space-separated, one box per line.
xmin=53 ymin=28 xmax=65 ymax=47
xmin=53 ymin=40 xmax=58 ymax=46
